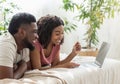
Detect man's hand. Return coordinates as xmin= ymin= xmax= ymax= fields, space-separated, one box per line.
xmin=14 ymin=60 xmax=26 ymax=71
xmin=13 ymin=60 xmax=27 ymax=79
xmin=13 ymin=63 xmax=18 ymax=71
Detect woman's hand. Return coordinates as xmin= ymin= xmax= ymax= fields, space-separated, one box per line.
xmin=72 ymin=42 xmax=81 ymax=55
xmin=63 ymin=62 xmax=80 ymax=68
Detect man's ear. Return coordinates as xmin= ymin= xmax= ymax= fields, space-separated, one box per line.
xmin=18 ymin=28 xmax=26 ymax=38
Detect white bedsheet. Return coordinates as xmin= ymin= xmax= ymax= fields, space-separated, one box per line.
xmin=0 ymin=55 xmax=120 ymax=84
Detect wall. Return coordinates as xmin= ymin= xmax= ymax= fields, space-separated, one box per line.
xmin=98 ymin=14 xmax=120 ymax=60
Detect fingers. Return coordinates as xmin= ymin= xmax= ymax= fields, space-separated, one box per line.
xmin=75 ymin=42 xmax=81 ymax=51
xmin=64 ymin=62 xmax=80 ymax=68
xmin=70 ymin=62 xmax=80 ymax=68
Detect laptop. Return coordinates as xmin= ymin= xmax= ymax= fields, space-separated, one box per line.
xmin=80 ymin=42 xmax=110 ymax=68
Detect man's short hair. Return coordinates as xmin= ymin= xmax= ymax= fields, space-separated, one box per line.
xmin=8 ymin=12 xmax=36 ymax=35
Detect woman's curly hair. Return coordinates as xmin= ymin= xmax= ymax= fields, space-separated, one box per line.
xmin=37 ymin=14 xmax=64 ymax=48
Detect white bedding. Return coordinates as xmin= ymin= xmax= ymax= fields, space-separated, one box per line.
xmin=0 ymin=55 xmax=120 ymax=84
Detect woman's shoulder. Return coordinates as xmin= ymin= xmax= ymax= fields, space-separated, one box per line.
xmin=33 ymin=40 xmax=42 ymax=50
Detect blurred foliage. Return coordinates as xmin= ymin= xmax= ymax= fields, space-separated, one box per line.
xmin=62 ymin=0 xmax=120 ymax=48
xmin=63 ymin=18 xmax=77 ymax=33
xmin=0 ymin=0 xmax=19 ymax=35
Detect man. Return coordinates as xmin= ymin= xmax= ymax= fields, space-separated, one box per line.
xmin=0 ymin=12 xmax=38 ymax=79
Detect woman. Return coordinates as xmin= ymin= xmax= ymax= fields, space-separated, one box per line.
xmin=30 ymin=15 xmax=81 ymax=70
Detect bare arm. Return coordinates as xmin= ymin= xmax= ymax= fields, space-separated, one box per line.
xmin=30 ymin=42 xmax=81 ymax=69
xmin=58 ymin=52 xmax=76 ymax=65
xmin=30 ymin=48 xmax=79 ymax=69
xmin=0 ymin=60 xmax=27 ymax=79
xmin=51 ymin=42 xmax=81 ymax=68
xmin=27 ymin=61 xmax=32 ymax=70
xmin=0 ymin=66 xmax=13 ymax=79
xmin=30 ymin=48 xmax=42 ymax=69
xmin=30 ymin=48 xmax=56 ymax=70
xmin=56 ymin=42 xmax=81 ymax=65
xmin=51 ymin=51 xmax=79 ymax=68
xmin=13 ymin=60 xmax=27 ymax=79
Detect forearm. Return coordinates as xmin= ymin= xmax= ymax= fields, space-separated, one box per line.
xmin=38 ymin=65 xmax=64 ymax=70
xmin=51 ymin=63 xmax=67 ymax=68
xmin=13 ymin=62 xmax=27 ymax=79
xmin=51 ymin=62 xmax=80 ymax=68
xmin=59 ymin=42 xmax=81 ymax=64
xmin=58 ymin=52 xmax=76 ymax=65
xmin=27 ymin=61 xmax=32 ymax=70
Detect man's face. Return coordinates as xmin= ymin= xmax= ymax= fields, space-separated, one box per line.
xmin=22 ymin=22 xmax=38 ymax=50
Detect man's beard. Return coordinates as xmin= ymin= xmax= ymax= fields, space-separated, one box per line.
xmin=23 ymin=38 xmax=35 ymax=51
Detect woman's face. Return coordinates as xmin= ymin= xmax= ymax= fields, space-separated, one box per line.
xmin=51 ymin=25 xmax=64 ymax=45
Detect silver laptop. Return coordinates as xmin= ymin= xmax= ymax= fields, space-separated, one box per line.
xmin=80 ymin=42 xmax=110 ymax=68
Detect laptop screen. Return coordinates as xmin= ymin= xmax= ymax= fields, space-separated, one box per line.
xmin=95 ymin=42 xmax=110 ymax=67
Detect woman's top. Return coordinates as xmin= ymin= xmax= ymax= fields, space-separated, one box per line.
xmin=34 ymin=40 xmax=60 ymax=66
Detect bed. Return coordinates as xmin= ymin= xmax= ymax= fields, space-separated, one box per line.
xmin=0 ymin=53 xmax=120 ymax=84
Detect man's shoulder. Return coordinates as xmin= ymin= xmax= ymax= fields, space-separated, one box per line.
xmin=0 ymin=32 xmax=12 ymax=40
xmin=0 ymin=32 xmax=17 ymax=50
xmin=0 ymin=32 xmax=16 ymax=43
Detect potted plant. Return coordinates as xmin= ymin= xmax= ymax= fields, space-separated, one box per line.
xmin=0 ymin=0 xmax=19 ymax=35
xmin=62 ymin=0 xmax=120 ymax=48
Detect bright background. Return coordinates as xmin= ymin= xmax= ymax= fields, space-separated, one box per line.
xmin=0 ymin=0 xmax=120 ymax=60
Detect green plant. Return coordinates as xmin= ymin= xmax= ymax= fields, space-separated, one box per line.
xmin=62 ymin=0 xmax=120 ymax=48
xmin=0 ymin=0 xmax=19 ymax=35
xmin=63 ymin=17 xmax=77 ymax=33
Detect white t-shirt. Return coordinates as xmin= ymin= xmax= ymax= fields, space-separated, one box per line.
xmin=0 ymin=32 xmax=30 ymax=67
